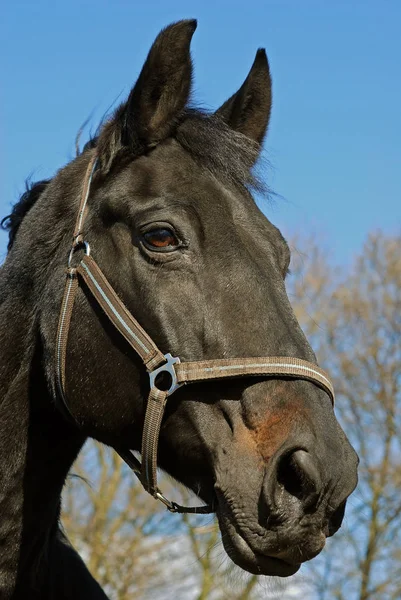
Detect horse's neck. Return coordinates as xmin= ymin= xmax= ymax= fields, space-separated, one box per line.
xmin=0 ymin=285 xmax=106 ymax=598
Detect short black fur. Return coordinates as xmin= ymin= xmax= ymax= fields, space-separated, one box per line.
xmin=0 ymin=19 xmax=358 ymax=599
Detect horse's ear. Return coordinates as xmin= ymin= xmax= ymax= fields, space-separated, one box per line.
xmin=215 ymin=49 xmax=272 ymax=146
xmin=97 ymin=20 xmax=196 ymax=169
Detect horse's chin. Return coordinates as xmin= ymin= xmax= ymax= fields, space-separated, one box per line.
xmin=217 ymin=517 xmax=301 ymax=577
xmin=215 ymin=491 xmax=324 ymax=577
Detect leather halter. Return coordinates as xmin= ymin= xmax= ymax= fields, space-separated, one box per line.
xmin=56 ymin=154 xmax=335 ymax=514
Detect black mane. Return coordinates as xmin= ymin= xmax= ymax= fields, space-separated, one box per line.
xmin=1 ymin=179 xmax=50 ymax=251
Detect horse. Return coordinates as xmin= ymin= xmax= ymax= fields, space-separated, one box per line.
xmin=0 ymin=20 xmax=358 ymax=599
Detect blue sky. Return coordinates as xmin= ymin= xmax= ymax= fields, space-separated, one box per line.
xmin=1 ymin=0 xmax=400 ymax=263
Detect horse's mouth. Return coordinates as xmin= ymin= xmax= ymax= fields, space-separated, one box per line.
xmin=213 ymin=496 xmax=299 ymax=576
xmin=220 ymin=523 xmax=301 ymax=577
xmin=214 ymin=490 xmax=324 ymax=577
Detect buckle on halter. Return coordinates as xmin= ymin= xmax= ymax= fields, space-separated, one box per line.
xmin=67 ymin=240 xmax=91 ymax=268
xmin=154 ymin=490 xmax=180 ymax=512
xmin=149 ymin=353 xmax=182 ymax=396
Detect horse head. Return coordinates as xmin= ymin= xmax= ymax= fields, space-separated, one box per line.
xmin=3 ymin=20 xmax=358 ymax=583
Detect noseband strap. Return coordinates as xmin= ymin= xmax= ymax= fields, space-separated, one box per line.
xmin=56 ymin=155 xmax=335 ymax=514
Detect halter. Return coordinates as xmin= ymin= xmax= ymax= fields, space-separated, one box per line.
xmin=56 ymin=154 xmax=335 ymax=514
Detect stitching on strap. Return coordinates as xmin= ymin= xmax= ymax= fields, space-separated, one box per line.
xmin=80 ymin=261 xmax=151 ymax=355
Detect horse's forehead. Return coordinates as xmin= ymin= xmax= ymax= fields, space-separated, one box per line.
xmin=118 ymin=142 xmax=224 ymax=199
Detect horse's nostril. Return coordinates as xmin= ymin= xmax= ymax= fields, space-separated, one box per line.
xmin=277 ymin=449 xmax=321 ymax=509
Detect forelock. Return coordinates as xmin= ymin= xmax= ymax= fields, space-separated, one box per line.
xmin=175 ymin=110 xmax=266 ymax=193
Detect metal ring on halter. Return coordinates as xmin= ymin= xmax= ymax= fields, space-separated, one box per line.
xmin=148 ymin=353 xmax=183 ymax=396
xmin=67 ymin=241 xmax=91 ymax=269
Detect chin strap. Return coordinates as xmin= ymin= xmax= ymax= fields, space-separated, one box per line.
xmin=55 ymin=154 xmax=335 ymax=514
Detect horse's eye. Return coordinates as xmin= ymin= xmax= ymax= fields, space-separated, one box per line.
xmin=142 ymin=228 xmax=180 ymax=251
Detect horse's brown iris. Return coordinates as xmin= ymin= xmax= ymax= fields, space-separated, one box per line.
xmin=143 ymin=228 xmax=179 ymax=250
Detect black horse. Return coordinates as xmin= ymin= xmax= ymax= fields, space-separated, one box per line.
xmin=0 ymin=20 xmax=358 ymax=599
